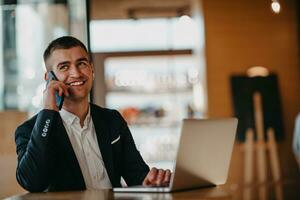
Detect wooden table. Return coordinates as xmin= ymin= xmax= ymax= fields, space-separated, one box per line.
xmin=4 ymin=180 xmax=300 ymax=200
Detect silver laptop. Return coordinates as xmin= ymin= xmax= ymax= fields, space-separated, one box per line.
xmin=113 ymin=118 xmax=238 ymax=193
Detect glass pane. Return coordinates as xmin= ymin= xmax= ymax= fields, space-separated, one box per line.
xmin=0 ymin=1 xmax=87 ymax=114
xmin=90 ymin=16 xmax=200 ymax=52
xmin=15 ymin=4 xmax=68 ymax=113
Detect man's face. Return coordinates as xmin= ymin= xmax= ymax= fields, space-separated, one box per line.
xmin=45 ymin=46 xmax=94 ymax=101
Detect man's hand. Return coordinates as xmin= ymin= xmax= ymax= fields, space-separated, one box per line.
xmin=143 ymin=167 xmax=171 ymax=187
xmin=43 ymin=79 xmax=69 ymax=111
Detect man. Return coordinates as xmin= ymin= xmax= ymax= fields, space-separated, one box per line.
xmin=293 ymin=113 xmax=300 ymax=170
xmin=15 ymin=36 xmax=171 ymax=192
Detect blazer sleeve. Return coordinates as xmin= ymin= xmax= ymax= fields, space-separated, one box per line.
xmin=115 ymin=111 xmax=150 ymax=186
xmin=15 ymin=109 xmax=60 ymax=192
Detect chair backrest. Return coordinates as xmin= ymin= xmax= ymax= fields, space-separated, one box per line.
xmin=0 ymin=111 xmax=28 ymax=198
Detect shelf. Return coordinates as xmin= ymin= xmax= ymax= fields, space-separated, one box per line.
xmin=106 ymin=87 xmax=193 ymax=95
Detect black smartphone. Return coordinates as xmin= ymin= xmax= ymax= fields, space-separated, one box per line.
xmin=46 ymin=71 xmax=64 ymax=110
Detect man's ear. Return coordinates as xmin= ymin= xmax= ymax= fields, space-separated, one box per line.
xmin=44 ymin=72 xmax=48 ymax=81
xmin=91 ymin=63 xmax=95 ymax=80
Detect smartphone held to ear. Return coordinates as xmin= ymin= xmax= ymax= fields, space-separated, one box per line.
xmin=46 ymin=71 xmax=64 ymax=110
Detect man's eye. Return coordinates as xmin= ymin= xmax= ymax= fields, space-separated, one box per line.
xmin=58 ymin=65 xmax=68 ymax=71
xmin=78 ymin=62 xmax=88 ymax=68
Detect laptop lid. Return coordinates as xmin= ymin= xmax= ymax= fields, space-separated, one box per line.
xmin=170 ymin=118 xmax=238 ymax=191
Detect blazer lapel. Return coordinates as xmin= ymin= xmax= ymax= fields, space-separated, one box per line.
xmin=90 ymin=105 xmax=116 ymax=185
xmin=56 ymin=115 xmax=86 ymax=189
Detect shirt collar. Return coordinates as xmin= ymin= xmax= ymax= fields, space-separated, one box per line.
xmin=60 ymin=106 xmax=91 ymax=127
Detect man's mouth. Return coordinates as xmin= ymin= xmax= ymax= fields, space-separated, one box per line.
xmin=67 ymin=81 xmax=86 ymax=86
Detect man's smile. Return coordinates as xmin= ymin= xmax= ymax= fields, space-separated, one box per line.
xmin=66 ymin=80 xmax=86 ymax=86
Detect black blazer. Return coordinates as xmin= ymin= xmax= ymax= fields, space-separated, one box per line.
xmin=15 ymin=104 xmax=149 ymax=192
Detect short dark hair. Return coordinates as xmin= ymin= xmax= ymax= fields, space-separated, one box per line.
xmin=43 ymin=36 xmax=89 ymax=64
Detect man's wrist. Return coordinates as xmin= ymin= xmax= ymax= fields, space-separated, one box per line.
xmin=43 ymin=105 xmax=59 ymax=112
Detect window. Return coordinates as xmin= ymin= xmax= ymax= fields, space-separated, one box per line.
xmin=90 ymin=16 xmax=201 ymax=52
xmin=0 ymin=1 xmax=87 ymax=115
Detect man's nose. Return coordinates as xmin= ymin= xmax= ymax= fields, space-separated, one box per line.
xmin=69 ymin=65 xmax=81 ymax=77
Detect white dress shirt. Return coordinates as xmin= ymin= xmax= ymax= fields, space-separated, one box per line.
xmin=60 ymin=107 xmax=112 ymax=190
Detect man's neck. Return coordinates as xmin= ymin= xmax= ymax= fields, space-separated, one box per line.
xmin=62 ymin=98 xmax=89 ymax=127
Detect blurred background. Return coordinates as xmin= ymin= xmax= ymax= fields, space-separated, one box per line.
xmin=0 ymin=0 xmax=300 ymax=198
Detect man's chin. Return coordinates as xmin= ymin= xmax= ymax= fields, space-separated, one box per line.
xmin=66 ymin=93 xmax=89 ymax=102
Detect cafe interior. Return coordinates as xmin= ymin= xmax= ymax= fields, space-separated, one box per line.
xmin=0 ymin=0 xmax=300 ymax=199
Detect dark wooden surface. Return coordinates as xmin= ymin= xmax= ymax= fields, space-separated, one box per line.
xmin=5 ymin=180 xmax=300 ymax=200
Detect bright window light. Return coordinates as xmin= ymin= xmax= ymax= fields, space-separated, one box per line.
xmin=90 ymin=17 xmax=199 ymax=52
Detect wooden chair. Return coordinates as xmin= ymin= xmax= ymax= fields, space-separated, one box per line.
xmin=0 ymin=111 xmax=27 ymax=198
xmin=242 ymin=92 xmax=282 ymax=200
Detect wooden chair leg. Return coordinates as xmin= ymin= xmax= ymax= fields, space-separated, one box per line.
xmin=244 ymin=128 xmax=254 ymax=184
xmin=267 ymin=128 xmax=281 ymax=181
xmin=253 ymin=92 xmax=267 ymax=183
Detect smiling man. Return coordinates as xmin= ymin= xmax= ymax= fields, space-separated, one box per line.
xmin=15 ymin=36 xmax=171 ymax=192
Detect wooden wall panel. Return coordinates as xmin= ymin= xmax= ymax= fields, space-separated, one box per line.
xmin=202 ymin=0 xmax=300 ymax=179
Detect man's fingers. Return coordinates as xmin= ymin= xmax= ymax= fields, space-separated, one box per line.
xmin=56 ymin=85 xmax=69 ymax=97
xmin=163 ymin=169 xmax=171 ymax=186
xmin=142 ymin=178 xmax=150 ymax=186
xmin=155 ymin=169 xmax=165 ymax=186
xmin=61 ymin=86 xmax=69 ymax=97
xmin=58 ymin=87 xmax=64 ymax=97
xmin=143 ymin=168 xmax=172 ymax=187
xmin=148 ymin=168 xmax=158 ymax=182
xmin=47 ymin=80 xmax=69 ymax=96
xmin=143 ymin=167 xmax=158 ymax=186
xmin=43 ymin=80 xmax=70 ymax=111
xmin=56 ymin=81 xmax=69 ymax=97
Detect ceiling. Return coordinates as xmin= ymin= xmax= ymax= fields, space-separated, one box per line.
xmin=90 ymin=0 xmax=192 ymax=20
